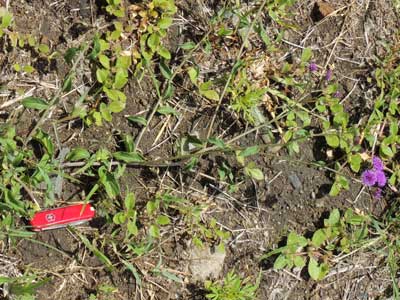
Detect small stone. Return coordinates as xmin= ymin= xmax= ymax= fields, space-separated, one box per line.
xmin=288 ymin=173 xmax=302 ymax=190
xmin=189 ymin=246 xmax=225 ymax=282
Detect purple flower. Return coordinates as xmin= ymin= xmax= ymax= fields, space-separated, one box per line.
xmin=372 ymin=156 xmax=384 ymax=171
xmin=333 ymin=91 xmax=342 ymax=98
xmin=375 ymin=170 xmax=387 ymax=187
xmin=325 ymin=69 xmax=333 ymax=81
xmin=374 ymin=188 xmax=382 ymax=199
xmin=361 ymin=170 xmax=377 ymax=187
xmin=309 ymin=62 xmax=318 ymax=72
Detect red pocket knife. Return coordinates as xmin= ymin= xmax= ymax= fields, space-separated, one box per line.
xmin=30 ymin=203 xmax=95 ymax=231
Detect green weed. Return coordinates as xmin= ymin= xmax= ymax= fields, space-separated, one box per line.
xmin=205 ymin=271 xmax=258 ymax=300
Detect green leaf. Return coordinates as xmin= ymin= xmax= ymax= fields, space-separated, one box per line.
xmin=113 ymin=151 xmax=144 ymax=163
xmin=245 ymin=164 xmax=264 ymax=180
xmin=329 ymin=182 xmax=340 ymax=196
xmin=312 ymin=229 xmax=327 ymax=247
xmin=113 ymin=212 xmax=126 ymax=224
xmin=64 ymin=47 xmax=79 ymax=64
xmin=109 ymin=100 xmax=125 ymax=113
xmin=287 ymin=232 xmax=308 ymax=247
xmin=273 ymin=254 xmax=288 ymax=270
xmin=293 ymin=256 xmax=306 ymax=268
xmin=157 ymin=46 xmax=171 ymax=59
xmin=22 ymin=97 xmax=49 ymax=110
xmin=122 ymin=260 xmax=142 ymax=286
xmin=147 ymin=33 xmax=160 ymax=51
xmin=34 ymin=129 xmax=54 ymax=156
xmin=156 ymin=215 xmax=170 ymax=225
xmin=349 ymin=153 xmax=362 ymax=172
xmin=38 ymin=44 xmax=50 ymax=54
xmin=161 ymin=270 xmax=182 ymax=283
xmin=98 ymin=166 xmax=120 ymax=199
xmin=75 ymin=230 xmax=113 ymax=270
xmin=325 ymin=134 xmax=339 ymax=148
xmin=239 ymin=146 xmax=260 ymax=157
xmin=308 ymin=257 xmax=320 ymax=280
xmin=159 ymin=61 xmax=172 ymax=79
xmin=157 ymin=105 xmax=179 ymax=116
xmin=127 ymin=220 xmax=138 ymax=236
xmin=96 ymin=68 xmax=109 ymax=84
xmin=180 ymin=41 xmax=196 ymax=50
xmin=325 ymin=209 xmax=340 ymax=226
xmin=158 ymin=17 xmax=173 ymax=29
xmin=200 ymin=89 xmax=219 ymax=101
xmin=301 ymin=47 xmax=312 ymax=63
xmin=13 ymin=63 xmax=21 ymax=72
xmin=113 ymin=68 xmax=128 ymax=89
xmin=308 ymin=257 xmax=329 ymax=280
xmin=98 ymin=54 xmax=110 ymax=69
xmin=125 ymin=192 xmax=136 ymax=210
xmin=208 ymin=137 xmax=226 ymax=149
xmin=127 ymin=115 xmax=148 ymax=126
xmin=116 ymin=55 xmax=131 ymax=69
xmin=188 ymin=67 xmax=198 ymax=84
xmin=63 ymin=75 xmax=73 ymax=92
xmin=380 ymin=143 xmax=394 ymax=157
xmin=1 ymin=12 xmax=12 ymax=28
xmin=149 ymin=224 xmax=160 ymax=238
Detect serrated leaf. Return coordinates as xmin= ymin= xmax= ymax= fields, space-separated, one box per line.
xmin=22 ymin=97 xmax=49 ymax=110
xmin=113 ymin=151 xmax=144 ymax=163
xmin=127 ymin=116 xmax=147 ymax=126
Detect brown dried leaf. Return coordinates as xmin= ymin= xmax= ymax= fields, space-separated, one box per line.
xmin=316 ymin=1 xmax=335 ymax=17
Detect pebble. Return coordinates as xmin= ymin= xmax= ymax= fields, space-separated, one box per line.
xmin=288 ymin=173 xmax=302 ymax=190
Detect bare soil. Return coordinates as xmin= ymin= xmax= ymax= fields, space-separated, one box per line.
xmin=1 ymin=0 xmax=399 ymax=299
